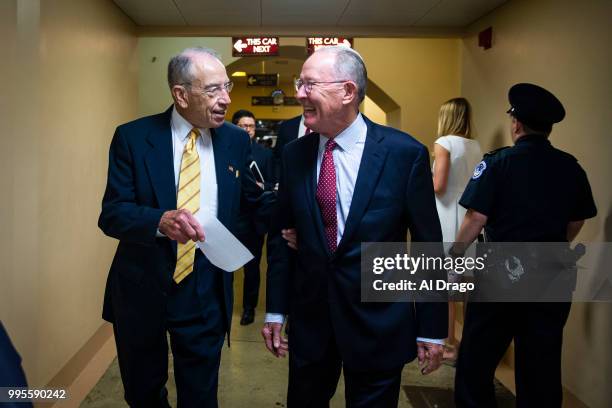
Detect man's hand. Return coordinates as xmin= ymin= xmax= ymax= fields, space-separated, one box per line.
xmin=282 ymin=228 xmax=297 ymax=250
xmin=262 ymin=322 xmax=289 ymax=358
xmin=417 ymin=341 xmax=444 ymax=375
xmin=159 ymin=209 xmax=205 ymax=244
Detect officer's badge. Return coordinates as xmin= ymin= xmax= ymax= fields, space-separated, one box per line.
xmin=472 ymin=161 xmax=487 ymax=179
xmin=505 ymin=256 xmax=524 ymax=283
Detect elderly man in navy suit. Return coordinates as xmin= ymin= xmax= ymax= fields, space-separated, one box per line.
xmin=262 ymin=46 xmax=447 ymax=407
xmin=99 ymin=47 xmax=271 ymax=408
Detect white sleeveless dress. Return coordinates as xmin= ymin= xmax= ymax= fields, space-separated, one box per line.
xmin=433 ymin=135 xmax=483 ymax=243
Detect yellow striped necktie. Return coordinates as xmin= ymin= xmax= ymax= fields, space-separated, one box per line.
xmin=173 ymin=128 xmax=201 ymax=284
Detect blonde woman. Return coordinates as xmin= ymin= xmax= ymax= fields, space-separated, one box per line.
xmin=432 ymin=97 xmax=482 ymax=361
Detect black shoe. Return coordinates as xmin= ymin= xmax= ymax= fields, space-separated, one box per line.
xmin=240 ymin=309 xmax=255 ymax=326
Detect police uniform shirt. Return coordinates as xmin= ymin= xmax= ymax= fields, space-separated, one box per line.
xmin=459 ymin=134 xmax=597 ymax=242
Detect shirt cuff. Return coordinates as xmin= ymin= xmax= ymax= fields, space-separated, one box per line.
xmin=264 ymin=313 xmax=285 ymax=324
xmin=417 ymin=337 xmax=446 ymax=345
xmin=156 ymin=229 xmax=165 ymax=238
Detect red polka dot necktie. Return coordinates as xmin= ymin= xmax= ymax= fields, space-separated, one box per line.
xmin=316 ymin=139 xmax=338 ymax=253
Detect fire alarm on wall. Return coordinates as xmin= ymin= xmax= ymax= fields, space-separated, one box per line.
xmin=479 ymin=27 xmax=493 ymax=50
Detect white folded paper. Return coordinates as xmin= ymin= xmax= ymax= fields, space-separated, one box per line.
xmin=195 ymin=213 xmax=253 ymax=272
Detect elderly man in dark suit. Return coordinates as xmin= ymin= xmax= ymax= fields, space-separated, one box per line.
xmin=99 ymin=47 xmax=271 ymax=408
xmin=262 ymin=46 xmax=447 ymax=407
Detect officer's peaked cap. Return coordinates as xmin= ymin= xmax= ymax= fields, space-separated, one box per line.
xmin=507 ymin=83 xmax=565 ymax=130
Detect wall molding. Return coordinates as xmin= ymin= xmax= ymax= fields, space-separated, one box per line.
xmin=45 ymin=323 xmax=116 ymax=408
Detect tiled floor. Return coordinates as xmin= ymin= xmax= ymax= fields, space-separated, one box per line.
xmin=81 ymin=267 xmax=513 ymax=407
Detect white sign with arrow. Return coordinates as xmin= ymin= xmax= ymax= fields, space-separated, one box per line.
xmin=233 ymin=39 xmax=248 ymax=53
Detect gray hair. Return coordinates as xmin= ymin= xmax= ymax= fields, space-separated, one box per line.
xmin=315 ymin=46 xmax=368 ymax=103
xmin=167 ymin=47 xmax=222 ymax=88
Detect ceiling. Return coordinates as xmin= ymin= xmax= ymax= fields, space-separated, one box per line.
xmin=113 ymin=0 xmax=507 ymax=36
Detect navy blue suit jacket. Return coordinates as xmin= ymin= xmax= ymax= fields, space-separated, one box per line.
xmin=98 ymin=107 xmax=271 ymax=335
xmin=250 ymin=141 xmax=275 ymax=191
xmin=237 ymin=141 xmax=276 ymax=237
xmin=0 ymin=323 xmax=31 ymax=408
xmin=273 ymin=115 xmax=301 ymax=181
xmin=267 ymin=116 xmax=447 ymax=371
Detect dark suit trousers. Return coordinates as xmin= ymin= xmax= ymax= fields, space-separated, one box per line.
xmin=113 ymin=253 xmax=226 ymax=408
xmin=455 ymin=302 xmax=571 ymax=408
xmin=239 ymin=232 xmax=264 ymax=310
xmin=288 ymin=336 xmax=403 ymax=408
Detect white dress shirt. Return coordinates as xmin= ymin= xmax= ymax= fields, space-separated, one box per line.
xmin=315 ymin=113 xmax=367 ymax=245
xmin=297 ymin=115 xmax=307 ymax=138
xmin=170 ymin=107 xmax=218 ymax=217
xmin=157 ymin=107 xmax=218 ymax=239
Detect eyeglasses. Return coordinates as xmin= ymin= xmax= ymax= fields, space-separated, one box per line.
xmin=294 ymin=78 xmax=348 ymax=94
xmin=238 ymin=123 xmax=256 ymax=129
xmin=184 ymin=81 xmax=234 ymax=98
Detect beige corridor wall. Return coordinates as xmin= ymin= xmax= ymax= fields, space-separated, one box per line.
xmin=139 ymin=37 xmax=239 ymax=116
xmin=363 ymin=96 xmax=387 ymax=126
xmin=0 ymin=0 xmax=137 ymax=387
xmin=355 ymin=38 xmax=461 ymax=148
xmin=0 ymin=0 xmax=18 ymax=348
xmin=461 ymin=0 xmax=612 ymax=406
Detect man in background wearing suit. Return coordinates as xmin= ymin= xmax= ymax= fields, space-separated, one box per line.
xmin=232 ymin=109 xmax=276 ymax=325
xmin=262 ymin=46 xmax=447 ymax=407
xmin=99 ymin=47 xmax=271 ymax=408
xmin=273 ymin=114 xmax=304 ymax=181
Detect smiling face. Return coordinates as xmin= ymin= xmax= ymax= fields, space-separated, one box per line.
xmin=173 ymin=53 xmax=231 ymax=129
xmin=296 ymin=51 xmax=357 ymax=137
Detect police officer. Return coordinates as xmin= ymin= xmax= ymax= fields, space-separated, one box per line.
xmin=451 ymin=83 xmax=597 ymax=407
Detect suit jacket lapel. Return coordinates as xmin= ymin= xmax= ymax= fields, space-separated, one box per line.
xmin=145 ymin=108 xmax=176 ymax=211
xmin=301 ymin=134 xmax=330 ymax=256
xmin=211 ymin=126 xmax=234 ymax=226
xmin=337 ymin=119 xmax=388 ymax=252
xmin=289 ymin=117 xmax=301 ymax=143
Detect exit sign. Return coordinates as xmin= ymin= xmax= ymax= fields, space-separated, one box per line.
xmin=232 ymin=37 xmax=279 ymax=57
xmin=306 ymin=37 xmax=353 ymax=54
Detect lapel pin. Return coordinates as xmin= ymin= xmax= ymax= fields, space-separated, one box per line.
xmin=236 ymin=170 xmax=240 ymax=178
xmin=228 ymin=165 xmax=234 ymax=172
